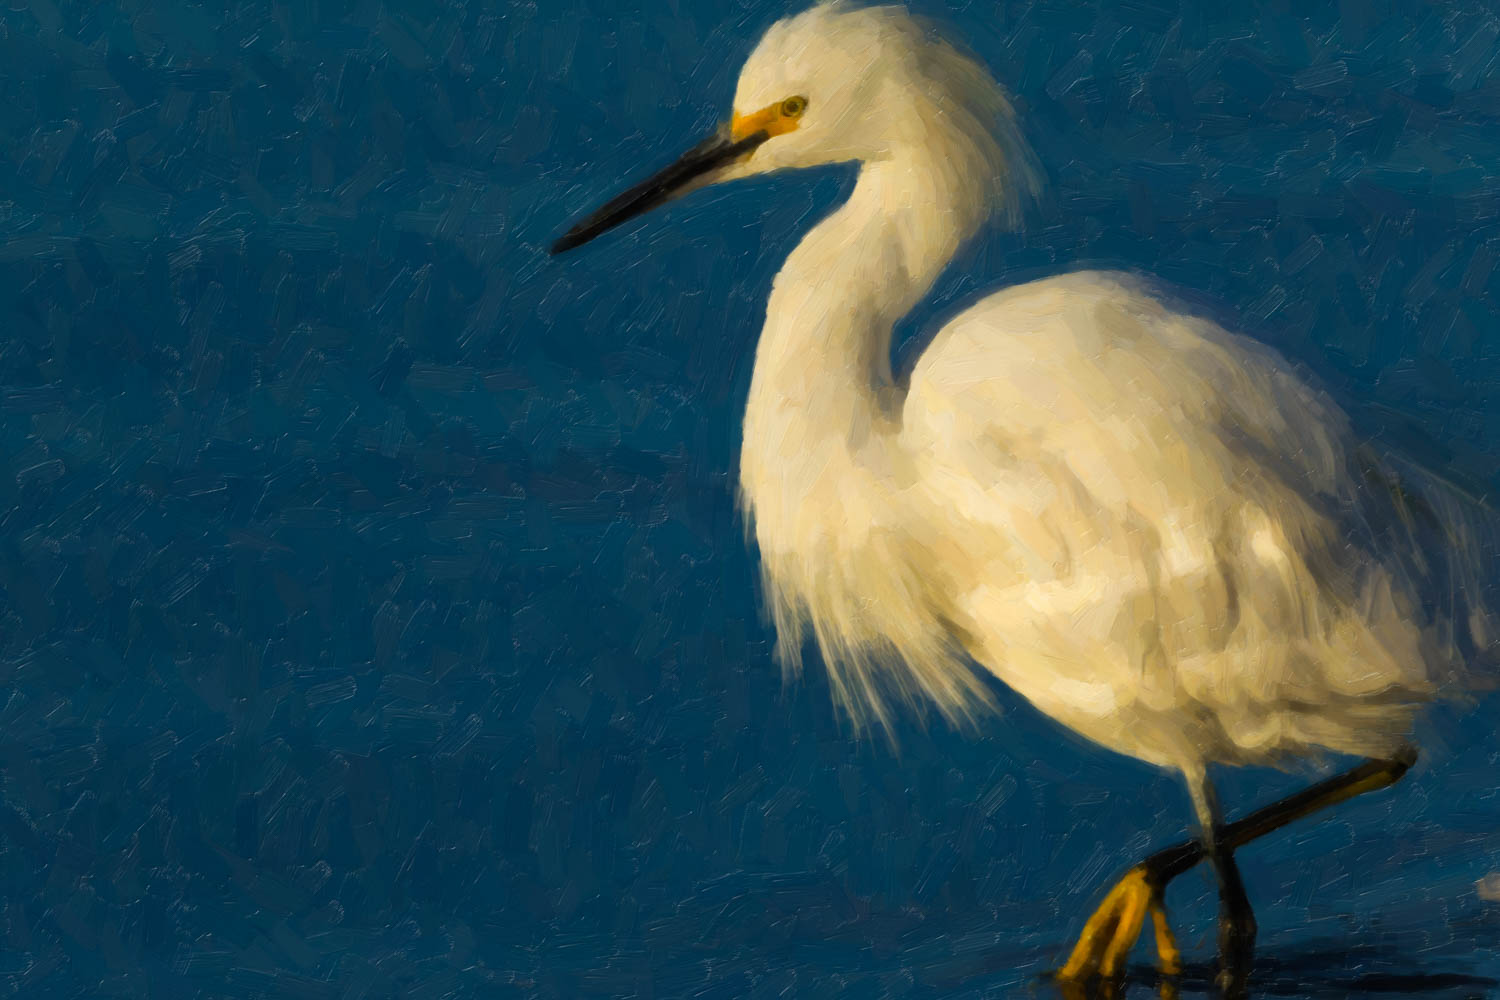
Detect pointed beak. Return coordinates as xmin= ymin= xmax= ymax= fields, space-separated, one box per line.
xmin=551 ymin=127 xmax=771 ymax=254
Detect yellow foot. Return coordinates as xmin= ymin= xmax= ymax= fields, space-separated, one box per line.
xmin=1054 ymin=864 xmax=1181 ymax=996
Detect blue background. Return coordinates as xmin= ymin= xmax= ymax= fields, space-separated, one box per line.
xmin=2 ymin=0 xmax=1499 ymax=996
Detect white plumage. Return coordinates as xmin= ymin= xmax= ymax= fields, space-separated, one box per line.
xmin=729 ymin=4 xmax=1493 ymax=779
xmin=553 ymin=1 xmax=1497 ymax=986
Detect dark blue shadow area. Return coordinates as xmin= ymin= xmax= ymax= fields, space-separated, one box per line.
xmin=1 ymin=1 xmax=1499 ymax=997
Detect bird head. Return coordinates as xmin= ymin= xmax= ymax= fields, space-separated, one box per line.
xmin=551 ymin=2 xmax=1038 ymax=253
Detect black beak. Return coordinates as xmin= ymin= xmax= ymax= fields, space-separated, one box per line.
xmin=551 ymin=129 xmax=771 ymax=254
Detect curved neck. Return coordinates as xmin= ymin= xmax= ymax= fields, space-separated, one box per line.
xmin=736 ymin=128 xmax=1006 ymax=680
xmin=745 ymin=142 xmax=991 ymax=446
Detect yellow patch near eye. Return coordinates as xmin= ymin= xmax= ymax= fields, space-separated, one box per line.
xmin=730 ymin=96 xmax=807 ymax=142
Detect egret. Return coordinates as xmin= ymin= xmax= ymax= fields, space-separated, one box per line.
xmin=551 ymin=2 xmax=1497 ymax=994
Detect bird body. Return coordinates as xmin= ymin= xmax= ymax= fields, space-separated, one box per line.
xmin=748 ymin=261 xmax=1486 ymax=772
xmin=724 ymin=5 xmax=1492 ymax=775
xmin=552 ymin=2 xmax=1496 ymax=987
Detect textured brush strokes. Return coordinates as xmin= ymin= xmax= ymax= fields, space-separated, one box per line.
xmin=0 ymin=3 xmax=1498 ymax=1000
xmin=558 ymin=3 xmax=1500 ymax=992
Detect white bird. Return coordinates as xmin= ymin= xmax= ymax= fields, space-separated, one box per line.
xmin=552 ymin=2 xmax=1497 ymax=994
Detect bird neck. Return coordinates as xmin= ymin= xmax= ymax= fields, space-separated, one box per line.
xmin=742 ymin=140 xmax=992 ymax=465
xmin=735 ymin=130 xmax=1012 ymax=716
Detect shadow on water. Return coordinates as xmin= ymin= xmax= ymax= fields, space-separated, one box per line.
xmin=1065 ymin=936 xmax=1500 ymax=1000
xmin=1120 ymin=951 xmax=1496 ymax=998
xmin=918 ymin=918 xmax=1500 ymax=998
xmin=969 ymin=906 xmax=1500 ymax=1000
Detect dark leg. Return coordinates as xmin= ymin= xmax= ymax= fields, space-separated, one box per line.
xmin=1184 ymin=770 xmax=1257 ymax=996
xmin=1140 ymin=746 xmax=1416 ymax=884
xmin=1056 ymin=746 xmax=1415 ymax=990
xmin=1209 ymin=835 xmax=1256 ymax=998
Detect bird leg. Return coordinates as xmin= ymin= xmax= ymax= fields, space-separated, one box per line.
xmin=1053 ymin=748 xmax=1415 ymax=993
xmin=1208 ymin=835 xmax=1255 ymax=998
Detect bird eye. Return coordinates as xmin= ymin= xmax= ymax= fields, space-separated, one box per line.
xmin=781 ymin=96 xmax=807 ymax=118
